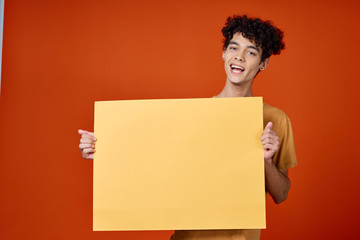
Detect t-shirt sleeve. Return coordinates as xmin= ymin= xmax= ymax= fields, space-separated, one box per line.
xmin=272 ymin=114 xmax=297 ymax=170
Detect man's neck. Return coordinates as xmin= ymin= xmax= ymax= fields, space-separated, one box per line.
xmin=216 ymin=80 xmax=253 ymax=98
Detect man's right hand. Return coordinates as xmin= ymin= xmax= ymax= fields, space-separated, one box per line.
xmin=78 ymin=129 xmax=97 ymax=160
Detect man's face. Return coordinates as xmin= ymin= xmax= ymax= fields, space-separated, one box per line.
xmin=222 ymin=32 xmax=268 ymax=86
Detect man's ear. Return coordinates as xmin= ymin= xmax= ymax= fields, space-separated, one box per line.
xmin=222 ymin=51 xmax=225 ymax=60
xmin=259 ymin=58 xmax=269 ymax=70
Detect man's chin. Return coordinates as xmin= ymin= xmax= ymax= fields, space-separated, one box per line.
xmin=228 ymin=78 xmax=247 ymax=86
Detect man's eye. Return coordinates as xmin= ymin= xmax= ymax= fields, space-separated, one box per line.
xmin=229 ymin=47 xmax=237 ymax=50
xmin=248 ymin=51 xmax=256 ymax=56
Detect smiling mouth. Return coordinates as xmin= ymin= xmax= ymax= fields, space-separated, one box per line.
xmin=230 ymin=64 xmax=245 ymax=73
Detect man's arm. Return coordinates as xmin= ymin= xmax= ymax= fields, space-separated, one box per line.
xmin=264 ymin=162 xmax=290 ymax=204
xmin=261 ymin=122 xmax=291 ymax=204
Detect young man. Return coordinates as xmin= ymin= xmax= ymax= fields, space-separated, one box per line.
xmin=79 ymin=15 xmax=297 ymax=240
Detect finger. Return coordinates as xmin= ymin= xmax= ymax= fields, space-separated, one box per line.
xmin=83 ymin=148 xmax=95 ymax=154
xmin=82 ymin=134 xmax=96 ymax=140
xmin=261 ymin=134 xmax=279 ymax=141
xmin=263 ymin=127 xmax=275 ymax=134
xmin=80 ymin=138 xmax=94 ymax=144
xmin=84 ymin=153 xmax=94 ymax=160
xmin=263 ymin=143 xmax=278 ymax=151
xmin=265 ymin=122 xmax=273 ymax=129
xmin=262 ymin=142 xmax=279 ymax=151
xmin=78 ymin=129 xmax=89 ymax=135
xmin=79 ymin=143 xmax=95 ymax=150
xmin=86 ymin=132 xmax=96 ymax=138
xmin=81 ymin=132 xmax=96 ymax=138
xmin=78 ymin=130 xmax=97 ymax=141
xmin=262 ymin=127 xmax=277 ymax=135
xmin=261 ymin=138 xmax=279 ymax=146
xmin=261 ymin=133 xmax=279 ymax=141
xmin=85 ymin=133 xmax=96 ymax=141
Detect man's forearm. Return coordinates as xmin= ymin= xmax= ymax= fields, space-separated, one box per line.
xmin=264 ymin=158 xmax=290 ymax=204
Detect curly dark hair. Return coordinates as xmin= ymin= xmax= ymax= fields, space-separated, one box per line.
xmin=222 ymin=15 xmax=285 ymax=62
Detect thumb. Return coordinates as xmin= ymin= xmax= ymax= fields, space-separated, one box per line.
xmin=265 ymin=122 xmax=273 ymax=129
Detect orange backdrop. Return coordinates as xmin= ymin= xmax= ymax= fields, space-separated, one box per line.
xmin=1 ymin=0 xmax=359 ymax=239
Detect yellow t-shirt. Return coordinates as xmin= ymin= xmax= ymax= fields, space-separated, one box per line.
xmin=171 ymin=103 xmax=297 ymax=240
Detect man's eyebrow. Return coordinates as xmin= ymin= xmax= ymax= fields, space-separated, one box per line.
xmin=229 ymin=41 xmax=260 ymax=52
xmin=248 ymin=45 xmax=260 ymax=52
xmin=229 ymin=41 xmax=239 ymax=46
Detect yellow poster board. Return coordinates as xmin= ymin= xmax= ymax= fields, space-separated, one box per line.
xmin=93 ymin=97 xmax=265 ymax=231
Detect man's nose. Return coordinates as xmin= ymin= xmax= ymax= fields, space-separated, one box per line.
xmin=234 ymin=52 xmax=245 ymax=62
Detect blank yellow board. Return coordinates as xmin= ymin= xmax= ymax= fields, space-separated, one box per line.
xmin=93 ymin=97 xmax=265 ymax=231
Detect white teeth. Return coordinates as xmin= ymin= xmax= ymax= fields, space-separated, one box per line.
xmin=231 ymin=65 xmax=244 ymax=71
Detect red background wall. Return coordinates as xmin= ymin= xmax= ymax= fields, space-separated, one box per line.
xmin=1 ymin=0 xmax=359 ymax=239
